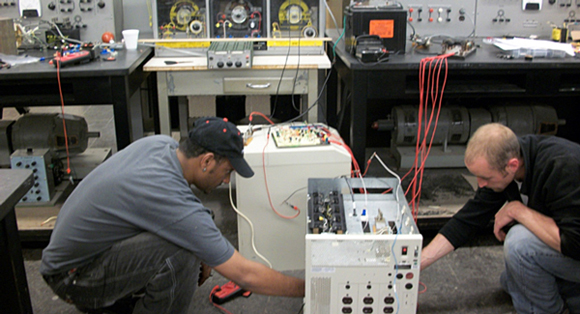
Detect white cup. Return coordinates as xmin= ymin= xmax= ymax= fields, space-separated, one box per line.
xmin=122 ymin=29 xmax=139 ymax=50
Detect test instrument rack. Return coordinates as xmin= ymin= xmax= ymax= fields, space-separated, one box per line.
xmin=2 ymin=0 xmax=124 ymax=45
xmin=305 ymin=177 xmax=422 ymax=314
xmin=150 ymin=0 xmax=326 ymax=57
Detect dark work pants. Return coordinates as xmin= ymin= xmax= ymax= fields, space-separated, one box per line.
xmin=43 ymin=232 xmax=200 ymax=314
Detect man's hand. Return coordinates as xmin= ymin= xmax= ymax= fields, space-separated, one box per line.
xmin=494 ymin=200 xmax=525 ymax=242
xmin=198 ymin=262 xmax=212 ymax=286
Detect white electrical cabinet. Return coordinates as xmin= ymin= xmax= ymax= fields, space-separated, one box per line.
xmin=305 ymin=178 xmax=422 ymax=314
xmin=235 ymin=123 xmax=351 ymax=271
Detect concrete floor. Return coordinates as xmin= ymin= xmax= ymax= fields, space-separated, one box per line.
xmin=4 ymin=106 xmax=516 ymax=313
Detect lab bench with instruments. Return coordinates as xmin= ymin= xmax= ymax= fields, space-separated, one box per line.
xmin=0 ymin=47 xmax=156 ymax=151
xmin=144 ymin=48 xmax=331 ymax=138
xmin=325 ymin=30 xmax=580 ymax=169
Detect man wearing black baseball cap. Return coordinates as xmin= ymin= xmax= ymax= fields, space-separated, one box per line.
xmin=188 ymin=116 xmax=254 ymax=179
xmin=41 ymin=117 xmax=304 ymax=313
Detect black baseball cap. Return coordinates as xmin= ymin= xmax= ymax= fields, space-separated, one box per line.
xmin=189 ymin=117 xmax=254 ymax=178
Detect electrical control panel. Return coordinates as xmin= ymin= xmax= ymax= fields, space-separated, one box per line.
xmin=404 ymin=0 xmax=478 ymax=38
xmin=210 ymin=0 xmax=266 ymax=38
xmin=475 ymin=0 xmax=579 ymax=37
xmin=269 ymin=0 xmax=323 ymax=38
xmin=5 ymin=0 xmax=123 ymax=45
xmin=401 ymin=0 xmax=577 ymax=39
xmin=305 ymin=177 xmax=422 ymax=314
xmin=152 ymin=0 xmax=326 ymax=39
xmin=152 ymin=0 xmax=208 ymax=39
xmin=10 ymin=148 xmax=55 ymax=203
xmin=207 ymin=40 xmax=253 ymax=68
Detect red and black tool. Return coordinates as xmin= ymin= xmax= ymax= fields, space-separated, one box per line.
xmin=50 ymin=50 xmax=94 ymax=67
xmin=211 ymin=281 xmax=252 ymax=305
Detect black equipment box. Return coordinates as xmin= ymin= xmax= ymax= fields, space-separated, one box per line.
xmin=355 ymin=35 xmax=386 ymax=62
xmin=344 ymin=3 xmax=407 ymax=55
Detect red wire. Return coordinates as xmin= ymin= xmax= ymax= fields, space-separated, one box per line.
xmin=418 ymin=281 xmax=427 ymax=294
xmin=405 ymin=54 xmax=451 ymax=221
xmin=262 ymin=130 xmax=300 ymax=219
xmin=252 ymin=11 xmax=262 ymax=32
xmin=56 ymin=58 xmax=71 ymax=174
xmin=209 ymin=285 xmax=235 ymax=314
xmin=249 ymin=111 xmax=275 ymax=125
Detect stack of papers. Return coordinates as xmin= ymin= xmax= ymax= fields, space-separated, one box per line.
xmin=491 ymin=38 xmax=575 ymax=57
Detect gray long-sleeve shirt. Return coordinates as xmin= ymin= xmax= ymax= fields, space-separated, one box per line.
xmin=41 ymin=135 xmax=234 ymax=275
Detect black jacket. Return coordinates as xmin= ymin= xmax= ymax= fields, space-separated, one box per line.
xmin=439 ymin=135 xmax=580 ymax=261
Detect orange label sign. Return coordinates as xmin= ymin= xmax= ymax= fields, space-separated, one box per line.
xmin=369 ymin=20 xmax=394 ymax=38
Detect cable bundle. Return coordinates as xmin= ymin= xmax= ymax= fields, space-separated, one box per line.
xmin=405 ymin=52 xmax=454 ymax=221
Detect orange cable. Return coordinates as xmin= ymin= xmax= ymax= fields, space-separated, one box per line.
xmin=418 ymin=281 xmax=427 ymax=294
xmin=406 ymin=54 xmax=451 ymax=221
xmin=249 ymin=111 xmax=275 ymax=125
xmin=56 ymin=59 xmax=71 ymax=174
xmin=261 ymin=130 xmax=300 ymax=219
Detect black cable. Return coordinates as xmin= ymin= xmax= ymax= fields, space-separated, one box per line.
xmin=296 ymin=302 xmax=305 ymax=314
xmin=290 ymin=35 xmax=302 ymax=113
xmin=336 ymin=85 xmax=351 ymax=132
xmin=342 ymin=176 xmax=362 ymax=202
xmin=284 ymin=65 xmax=333 ymax=124
xmin=270 ymin=27 xmax=293 ymax=119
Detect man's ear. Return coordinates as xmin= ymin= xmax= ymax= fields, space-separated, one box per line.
xmin=199 ymin=152 xmax=215 ymax=168
xmin=506 ymin=157 xmax=519 ymax=174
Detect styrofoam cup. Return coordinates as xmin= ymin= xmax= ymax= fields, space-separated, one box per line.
xmin=122 ymin=29 xmax=139 ymax=50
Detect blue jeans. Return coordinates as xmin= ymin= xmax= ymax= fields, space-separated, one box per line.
xmin=43 ymin=232 xmax=200 ymax=314
xmin=501 ymin=224 xmax=580 ymax=314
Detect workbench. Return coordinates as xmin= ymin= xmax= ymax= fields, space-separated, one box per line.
xmin=144 ymin=54 xmax=331 ymax=137
xmin=0 ymin=47 xmax=156 ymax=151
xmin=0 ymin=169 xmax=34 ymax=314
xmin=326 ymin=30 xmax=580 ymax=169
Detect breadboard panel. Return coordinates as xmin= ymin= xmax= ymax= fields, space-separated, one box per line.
xmin=475 ymin=0 xmax=578 ymax=38
xmin=7 ymin=0 xmax=123 ymax=44
xmin=271 ymin=124 xmax=331 ymax=148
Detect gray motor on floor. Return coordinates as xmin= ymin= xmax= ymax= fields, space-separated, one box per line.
xmin=10 ymin=113 xmax=100 ymax=157
xmin=3 ymin=113 xmax=100 ymax=203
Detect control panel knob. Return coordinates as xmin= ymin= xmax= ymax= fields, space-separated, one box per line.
xmin=217 ymin=61 xmax=224 ymax=68
xmin=48 ymin=2 xmax=56 ymax=10
xmin=226 ymin=61 xmax=233 ymax=67
xmin=235 ymin=61 xmax=242 ymax=67
xmin=98 ymin=0 xmax=105 ymax=8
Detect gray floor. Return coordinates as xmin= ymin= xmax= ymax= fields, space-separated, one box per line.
xmin=5 ymin=106 xmax=516 ymax=313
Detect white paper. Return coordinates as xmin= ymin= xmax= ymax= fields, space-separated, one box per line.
xmin=492 ymin=38 xmax=575 ymax=56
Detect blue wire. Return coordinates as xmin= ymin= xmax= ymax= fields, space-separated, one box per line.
xmin=333 ymin=16 xmax=347 ymax=60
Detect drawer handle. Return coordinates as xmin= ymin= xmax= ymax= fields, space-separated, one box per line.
xmin=246 ymin=83 xmax=271 ymax=89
